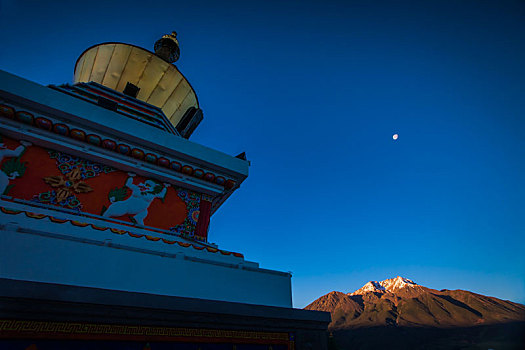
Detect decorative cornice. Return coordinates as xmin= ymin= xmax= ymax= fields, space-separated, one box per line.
xmin=0 ymin=104 xmax=237 ymax=190
xmin=0 ymin=206 xmax=244 ymax=258
xmin=51 ymin=82 xmax=179 ymax=135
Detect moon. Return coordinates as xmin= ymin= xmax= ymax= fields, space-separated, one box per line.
xmin=392 ymin=134 xmax=399 ymax=140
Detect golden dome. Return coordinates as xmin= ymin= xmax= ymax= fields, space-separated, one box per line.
xmin=73 ymin=38 xmax=198 ymax=128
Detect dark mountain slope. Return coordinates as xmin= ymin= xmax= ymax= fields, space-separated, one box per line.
xmin=305 ymin=277 xmax=525 ymax=330
xmin=307 ymin=277 xmax=525 ymax=349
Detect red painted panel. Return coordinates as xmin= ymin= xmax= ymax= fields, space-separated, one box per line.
xmin=195 ymin=198 xmax=212 ymax=241
xmin=0 ymin=134 xmax=201 ymax=238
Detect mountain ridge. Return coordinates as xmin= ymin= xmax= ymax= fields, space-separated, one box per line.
xmin=305 ymin=276 xmax=525 ymax=330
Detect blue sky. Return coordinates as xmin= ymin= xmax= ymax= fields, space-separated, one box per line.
xmin=1 ymin=0 xmax=524 ymax=307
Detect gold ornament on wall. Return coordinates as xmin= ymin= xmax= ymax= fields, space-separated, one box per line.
xmin=44 ymin=167 xmax=93 ymax=202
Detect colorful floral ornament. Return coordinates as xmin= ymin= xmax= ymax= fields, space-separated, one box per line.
xmin=190 ymin=209 xmax=200 ymax=223
xmin=171 ymin=189 xmax=201 ymax=237
xmin=32 ymin=191 xmax=82 ymax=211
xmin=44 ymin=167 xmax=93 ymax=202
xmin=49 ymin=150 xmax=114 ymax=179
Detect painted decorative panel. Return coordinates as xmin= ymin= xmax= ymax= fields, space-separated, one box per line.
xmin=0 ymin=341 xmax=289 ymax=350
xmin=0 ymin=134 xmax=202 ymax=239
xmin=0 ymin=318 xmax=291 ymax=349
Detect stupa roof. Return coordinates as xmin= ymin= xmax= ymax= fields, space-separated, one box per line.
xmin=73 ymin=33 xmax=199 ymax=133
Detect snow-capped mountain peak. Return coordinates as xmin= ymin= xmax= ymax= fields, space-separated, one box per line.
xmin=349 ymin=276 xmax=419 ymax=295
xmin=357 ymin=281 xmax=386 ymax=293
xmin=381 ymin=276 xmax=417 ymax=291
xmin=305 ymin=277 xmax=525 ymax=333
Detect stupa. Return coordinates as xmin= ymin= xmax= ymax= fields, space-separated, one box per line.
xmin=0 ymin=33 xmax=329 ymax=349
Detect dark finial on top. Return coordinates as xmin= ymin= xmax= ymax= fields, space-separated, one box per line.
xmin=154 ymin=31 xmax=180 ymax=63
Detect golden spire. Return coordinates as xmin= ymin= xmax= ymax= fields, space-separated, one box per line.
xmin=154 ymin=31 xmax=180 ymax=63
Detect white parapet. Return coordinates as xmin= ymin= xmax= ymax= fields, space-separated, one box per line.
xmin=0 ymin=202 xmax=292 ymax=308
